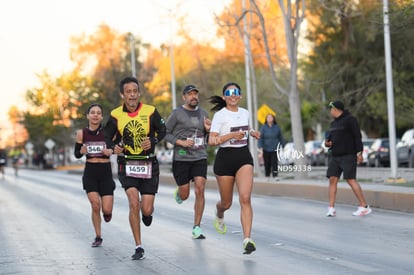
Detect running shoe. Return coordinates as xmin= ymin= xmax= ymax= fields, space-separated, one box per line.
xmin=352 ymin=205 xmax=372 ymax=216
xmin=243 ymin=238 xmax=256 ymax=254
xmin=174 ymin=187 xmax=183 ymax=204
xmin=142 ymin=215 xmax=153 ymax=227
xmin=103 ymin=213 xmax=112 ymax=223
xmin=192 ymin=225 xmax=206 ymax=239
xmin=326 ymin=207 xmax=336 ymax=217
xmin=214 ymin=215 xmax=227 ymax=234
xmin=91 ymin=237 xmax=103 ymax=247
xmin=131 ymin=247 xmax=145 ymax=260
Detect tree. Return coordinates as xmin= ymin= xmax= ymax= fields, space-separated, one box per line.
xmin=303 ymin=0 xmax=414 ymax=137
xmin=8 ymin=106 xmax=28 ymax=148
xmin=249 ymin=0 xmax=308 ymax=175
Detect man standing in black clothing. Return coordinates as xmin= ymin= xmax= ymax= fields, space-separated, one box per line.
xmin=324 ymin=101 xmax=372 ymax=217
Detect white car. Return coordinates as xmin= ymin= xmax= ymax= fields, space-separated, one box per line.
xmin=396 ymin=128 xmax=414 ymax=167
xmin=156 ymin=149 xmax=173 ymax=164
xmin=361 ymin=139 xmax=374 ymax=166
xmin=305 ymin=140 xmax=325 ymax=166
xmin=278 ymin=142 xmax=295 ymax=165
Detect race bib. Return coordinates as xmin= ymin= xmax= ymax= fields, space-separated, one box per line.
xmin=86 ymin=141 xmax=106 ymax=157
xmin=187 ymin=134 xmax=205 ymax=149
xmin=229 ymin=125 xmax=249 ymax=145
xmin=126 ymin=160 xmax=152 ymax=179
xmin=194 ymin=137 xmax=204 ymax=147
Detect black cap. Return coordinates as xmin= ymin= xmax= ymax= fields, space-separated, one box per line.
xmin=182 ymin=84 xmax=199 ymax=94
xmin=328 ymin=100 xmax=345 ymax=111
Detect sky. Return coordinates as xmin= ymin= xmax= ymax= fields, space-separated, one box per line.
xmin=0 ymin=0 xmax=231 ymax=132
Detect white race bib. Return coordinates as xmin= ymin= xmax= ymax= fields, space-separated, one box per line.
xmin=86 ymin=141 xmax=106 ymax=157
xmin=125 ymin=160 xmax=152 ymax=179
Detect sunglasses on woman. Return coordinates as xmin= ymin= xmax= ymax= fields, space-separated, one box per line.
xmin=224 ymin=88 xmax=241 ymax=97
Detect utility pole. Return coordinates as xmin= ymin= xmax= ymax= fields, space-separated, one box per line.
xmin=383 ymin=0 xmax=400 ymax=182
xmin=129 ymin=33 xmax=136 ymax=78
xmin=169 ymin=9 xmax=177 ymax=110
xmin=242 ymin=0 xmax=260 ymax=176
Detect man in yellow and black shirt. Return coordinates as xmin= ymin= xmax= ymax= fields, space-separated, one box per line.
xmin=104 ymin=76 xmax=166 ymax=260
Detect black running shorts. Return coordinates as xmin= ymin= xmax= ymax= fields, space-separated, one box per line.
xmin=82 ymin=162 xmax=115 ymax=196
xmin=326 ymin=154 xmax=357 ymax=179
xmin=213 ymin=146 xmax=253 ymax=176
xmin=118 ymin=158 xmax=160 ymax=195
xmin=172 ymin=159 xmax=207 ymax=186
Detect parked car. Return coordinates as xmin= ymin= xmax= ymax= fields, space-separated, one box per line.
xmin=305 ymin=140 xmax=325 ymax=166
xmin=361 ymin=139 xmax=374 ymax=166
xmin=397 ymin=128 xmax=414 ymax=167
xmin=320 ymin=139 xmax=330 ymax=166
xmin=367 ymin=138 xmax=390 ymax=167
xmin=156 ymin=149 xmax=173 ymax=164
xmin=278 ymin=142 xmax=295 ymax=165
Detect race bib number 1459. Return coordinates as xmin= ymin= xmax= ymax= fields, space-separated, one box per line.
xmin=126 ymin=160 xmax=152 ymax=179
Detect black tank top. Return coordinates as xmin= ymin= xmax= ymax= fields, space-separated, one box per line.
xmin=82 ymin=126 xmax=109 ymax=159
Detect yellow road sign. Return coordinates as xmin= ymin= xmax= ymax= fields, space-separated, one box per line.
xmin=257 ymin=104 xmax=276 ymax=125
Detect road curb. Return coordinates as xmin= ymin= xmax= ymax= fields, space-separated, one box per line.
xmin=159 ymin=174 xmax=414 ymax=213
xmin=65 ymin=166 xmax=414 ymax=213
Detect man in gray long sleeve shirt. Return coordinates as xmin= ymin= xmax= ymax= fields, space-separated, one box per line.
xmin=164 ymin=84 xmax=211 ymax=239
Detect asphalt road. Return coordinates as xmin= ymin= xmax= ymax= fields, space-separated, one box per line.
xmin=1 ymin=167 xmax=414 ymax=274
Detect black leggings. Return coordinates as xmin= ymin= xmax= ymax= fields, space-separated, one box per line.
xmin=263 ymin=151 xmax=278 ymax=177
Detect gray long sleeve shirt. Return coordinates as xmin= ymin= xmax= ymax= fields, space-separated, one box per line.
xmin=164 ymin=106 xmax=209 ymax=161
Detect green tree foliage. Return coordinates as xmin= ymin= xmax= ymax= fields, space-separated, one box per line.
xmin=21 ymin=24 xmax=151 ymax=151
xmin=303 ymin=0 xmax=414 ymax=137
xmin=22 ymin=111 xmax=67 ymax=153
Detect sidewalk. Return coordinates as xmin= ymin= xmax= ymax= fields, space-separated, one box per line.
xmin=158 ymin=164 xmax=414 ymax=213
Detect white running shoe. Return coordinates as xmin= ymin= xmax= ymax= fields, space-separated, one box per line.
xmin=326 ymin=207 xmax=336 ymax=217
xmin=352 ymin=206 xmax=372 ymax=216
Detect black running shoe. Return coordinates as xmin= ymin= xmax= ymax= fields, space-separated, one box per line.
xmin=131 ymin=247 xmax=145 ymax=260
xmin=243 ymin=238 xmax=256 ymax=254
xmin=103 ymin=213 xmax=112 ymax=223
xmin=142 ymin=215 xmax=153 ymax=227
xmin=91 ymin=237 xmax=103 ymax=247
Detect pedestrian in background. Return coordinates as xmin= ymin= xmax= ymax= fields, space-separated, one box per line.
xmin=74 ymin=103 xmax=115 ymax=247
xmin=258 ymin=113 xmax=284 ymax=179
xmin=9 ymin=147 xmax=22 ymax=176
xmin=325 ymin=100 xmax=372 ymax=217
xmin=164 ymin=84 xmax=211 ymax=239
xmin=0 ymin=149 xmax=7 ymax=178
xmin=208 ymin=82 xmax=260 ymax=255
xmin=104 ymin=76 xmax=166 ymax=260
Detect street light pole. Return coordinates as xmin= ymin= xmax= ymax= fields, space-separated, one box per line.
xmin=383 ymin=0 xmax=398 ymax=181
xmin=129 ymin=33 xmax=136 ymax=78
xmin=169 ymin=9 xmax=177 ymax=110
xmin=242 ymin=0 xmax=261 ymax=176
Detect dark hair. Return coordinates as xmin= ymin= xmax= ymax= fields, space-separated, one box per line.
xmin=209 ymin=96 xmax=226 ymax=111
xmin=210 ymin=82 xmax=242 ymax=111
xmin=86 ymin=103 xmax=103 ymax=115
xmin=222 ymin=82 xmax=241 ymax=94
xmin=266 ymin=113 xmax=276 ymax=124
xmin=119 ymin=76 xmax=140 ymax=93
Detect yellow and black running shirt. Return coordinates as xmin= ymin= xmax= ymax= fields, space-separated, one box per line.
xmin=104 ymin=102 xmax=166 ymax=157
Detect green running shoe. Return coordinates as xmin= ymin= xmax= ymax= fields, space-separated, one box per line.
xmin=214 ymin=215 xmax=227 ymax=234
xmin=173 ymin=187 xmax=183 ymax=204
xmin=192 ymin=225 xmax=206 ymax=239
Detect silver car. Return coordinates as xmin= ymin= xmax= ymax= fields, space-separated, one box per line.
xmin=397 ymin=129 xmax=414 ymax=168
